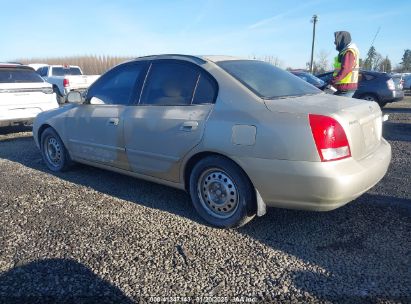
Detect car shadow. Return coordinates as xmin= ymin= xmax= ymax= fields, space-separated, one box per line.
xmin=1 ymin=133 xmax=410 ymax=302
xmin=383 ymin=122 xmax=411 ymax=142
xmin=0 ymin=133 xmax=203 ymax=226
xmin=0 ymin=126 xmax=32 ymax=135
xmin=238 ymin=193 xmax=411 ymax=302
xmin=383 ymin=107 xmax=411 ymax=114
xmin=0 ymin=258 xmax=133 ymax=303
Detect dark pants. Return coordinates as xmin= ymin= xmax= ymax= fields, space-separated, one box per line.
xmin=334 ymin=90 xmax=355 ymax=98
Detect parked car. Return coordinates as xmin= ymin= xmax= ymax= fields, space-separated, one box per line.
xmin=33 ymin=55 xmax=391 ymax=228
xmin=290 ymin=70 xmax=327 ymax=90
xmin=31 ymin=64 xmax=100 ymax=104
xmin=316 ymin=70 xmax=404 ymax=107
xmin=403 ymin=75 xmax=411 ymax=90
xmin=389 ymin=73 xmax=404 ymax=91
xmin=0 ymin=64 xmax=59 ymax=127
xmin=290 ymin=70 xmax=337 ymax=94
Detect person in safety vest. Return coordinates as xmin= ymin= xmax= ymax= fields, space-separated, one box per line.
xmin=330 ymin=31 xmax=360 ymax=97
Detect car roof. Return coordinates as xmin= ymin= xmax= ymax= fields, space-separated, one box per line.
xmin=0 ymin=64 xmax=34 ymax=70
xmin=0 ymin=62 xmax=21 ymax=67
xmin=131 ymin=54 xmax=248 ymax=65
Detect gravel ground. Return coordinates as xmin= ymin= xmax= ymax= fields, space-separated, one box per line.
xmin=0 ymin=98 xmax=410 ymax=303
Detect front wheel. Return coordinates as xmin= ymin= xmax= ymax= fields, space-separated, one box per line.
xmin=189 ymin=156 xmax=256 ymax=228
xmin=40 ymin=127 xmax=72 ymax=172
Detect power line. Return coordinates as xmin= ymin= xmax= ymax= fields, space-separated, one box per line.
xmin=370 ymin=26 xmax=381 ymax=48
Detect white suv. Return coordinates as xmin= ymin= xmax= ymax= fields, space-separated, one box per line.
xmin=0 ymin=64 xmax=59 ymax=127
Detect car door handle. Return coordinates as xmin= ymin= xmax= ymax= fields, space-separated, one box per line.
xmin=180 ymin=121 xmax=199 ymax=132
xmin=107 ymin=118 xmax=119 ymax=126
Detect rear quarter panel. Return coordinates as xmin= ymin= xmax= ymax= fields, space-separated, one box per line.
xmin=184 ymin=64 xmax=320 ymax=171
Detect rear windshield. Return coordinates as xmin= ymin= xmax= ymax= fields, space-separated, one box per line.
xmin=52 ymin=67 xmax=82 ymax=76
xmin=217 ymin=60 xmax=321 ymax=99
xmin=0 ymin=68 xmax=44 ymax=83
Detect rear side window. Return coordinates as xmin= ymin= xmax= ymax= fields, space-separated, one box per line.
xmin=140 ymin=62 xmax=199 ymax=106
xmin=0 ymin=68 xmax=44 ymax=83
xmin=51 ymin=67 xmax=82 ymax=76
xmin=192 ymin=74 xmax=217 ymax=104
xmin=363 ymin=74 xmax=376 ymax=81
xmin=86 ymin=63 xmax=146 ymax=105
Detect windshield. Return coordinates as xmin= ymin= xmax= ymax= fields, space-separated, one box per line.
xmin=52 ymin=67 xmax=82 ymax=76
xmin=217 ymin=60 xmax=321 ymax=99
xmin=0 ymin=68 xmax=44 ymax=83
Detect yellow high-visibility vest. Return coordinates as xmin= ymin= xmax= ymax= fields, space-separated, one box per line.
xmin=333 ymin=44 xmax=360 ymax=85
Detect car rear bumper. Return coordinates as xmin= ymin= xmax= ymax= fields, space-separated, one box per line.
xmin=382 ymin=90 xmax=404 ymax=103
xmin=236 ymin=139 xmax=391 ymax=211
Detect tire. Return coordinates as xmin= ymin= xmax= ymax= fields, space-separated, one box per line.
xmin=361 ymin=94 xmax=386 ymax=108
xmin=189 ymin=155 xmax=256 ymax=228
xmin=40 ymin=127 xmax=72 ymax=172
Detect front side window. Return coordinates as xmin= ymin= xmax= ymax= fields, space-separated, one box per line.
xmin=0 ymin=68 xmax=44 ymax=83
xmin=217 ymin=60 xmax=320 ymax=99
xmin=86 ymin=63 xmax=146 ymax=105
xmin=140 ymin=62 xmax=200 ymax=106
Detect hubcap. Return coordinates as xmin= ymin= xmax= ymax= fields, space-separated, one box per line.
xmin=45 ymin=137 xmax=62 ymax=167
xmin=197 ymin=168 xmax=239 ymax=219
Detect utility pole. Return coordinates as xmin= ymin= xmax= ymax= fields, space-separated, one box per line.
xmin=309 ymin=14 xmax=318 ymax=73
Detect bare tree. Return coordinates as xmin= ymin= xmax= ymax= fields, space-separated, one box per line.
xmin=372 ymin=53 xmax=384 ymax=71
xmin=378 ymin=56 xmax=392 ymax=73
xmin=18 ymin=55 xmax=134 ymax=74
xmin=314 ymin=50 xmax=330 ymax=74
xmin=250 ymin=55 xmax=283 ymax=67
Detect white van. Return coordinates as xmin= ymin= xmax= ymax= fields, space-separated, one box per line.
xmin=0 ymin=64 xmax=59 ymax=127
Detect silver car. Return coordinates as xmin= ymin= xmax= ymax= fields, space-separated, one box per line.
xmin=33 ymin=55 xmax=391 ymax=228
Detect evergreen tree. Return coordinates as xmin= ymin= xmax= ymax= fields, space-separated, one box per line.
xmin=400 ymin=49 xmax=411 ymax=72
xmin=363 ymin=46 xmax=377 ymax=70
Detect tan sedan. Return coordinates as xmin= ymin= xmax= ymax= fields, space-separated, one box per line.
xmin=33 ymin=55 xmax=391 ymax=228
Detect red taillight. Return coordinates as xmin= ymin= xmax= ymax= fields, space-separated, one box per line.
xmin=309 ymin=114 xmax=351 ymax=162
xmin=63 ymin=78 xmax=69 ymax=87
xmin=386 ymin=79 xmax=395 ymax=91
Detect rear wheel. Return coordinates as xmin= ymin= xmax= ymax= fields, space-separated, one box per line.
xmin=189 ymin=156 xmax=256 ymax=228
xmin=361 ymin=94 xmax=386 ymax=108
xmin=40 ymin=127 xmax=72 ymax=172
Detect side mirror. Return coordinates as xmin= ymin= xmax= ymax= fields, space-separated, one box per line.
xmin=67 ymin=91 xmax=83 ymax=104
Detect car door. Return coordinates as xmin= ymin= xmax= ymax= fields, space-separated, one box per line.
xmin=123 ymin=59 xmax=218 ymax=182
xmin=65 ymin=62 xmax=147 ymax=170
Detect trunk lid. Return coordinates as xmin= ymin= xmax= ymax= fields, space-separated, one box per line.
xmin=264 ymin=93 xmax=383 ymax=160
xmin=65 ymin=75 xmax=100 ymax=90
xmin=0 ymin=82 xmax=56 ymax=119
